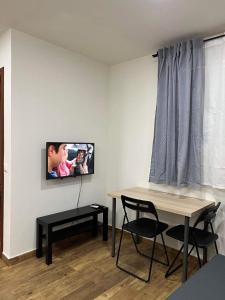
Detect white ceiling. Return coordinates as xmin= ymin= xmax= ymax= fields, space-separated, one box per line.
xmin=0 ymin=0 xmax=225 ymax=64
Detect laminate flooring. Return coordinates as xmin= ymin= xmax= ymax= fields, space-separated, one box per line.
xmin=0 ymin=230 xmax=199 ymax=300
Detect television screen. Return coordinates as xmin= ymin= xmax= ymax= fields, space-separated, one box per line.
xmin=46 ymin=143 xmax=94 ymax=179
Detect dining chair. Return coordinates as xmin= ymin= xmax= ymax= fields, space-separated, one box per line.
xmin=165 ymin=202 xmax=221 ymax=278
xmin=116 ymin=195 xmax=170 ymax=282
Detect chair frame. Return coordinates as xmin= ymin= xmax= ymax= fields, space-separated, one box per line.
xmin=165 ymin=202 xmax=221 ymax=278
xmin=116 ymin=196 xmax=169 ymax=283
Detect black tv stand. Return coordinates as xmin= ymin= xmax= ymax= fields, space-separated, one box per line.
xmin=36 ymin=205 xmax=108 ymax=265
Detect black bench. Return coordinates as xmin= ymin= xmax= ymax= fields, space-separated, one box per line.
xmin=36 ymin=205 xmax=108 ymax=265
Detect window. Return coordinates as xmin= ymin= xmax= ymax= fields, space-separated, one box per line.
xmin=202 ymin=38 xmax=225 ymax=188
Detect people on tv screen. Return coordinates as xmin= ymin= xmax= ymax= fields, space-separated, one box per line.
xmin=47 ymin=143 xmax=94 ymax=179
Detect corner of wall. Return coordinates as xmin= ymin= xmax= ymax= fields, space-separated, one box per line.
xmin=0 ymin=28 xmax=12 ymax=257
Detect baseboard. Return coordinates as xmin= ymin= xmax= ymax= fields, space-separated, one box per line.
xmin=0 ymin=228 xmax=135 ymax=266
xmin=1 ymin=223 xmax=107 ymax=265
xmin=1 ymin=226 xmax=198 ymax=266
xmin=2 ymin=250 xmax=36 ymax=266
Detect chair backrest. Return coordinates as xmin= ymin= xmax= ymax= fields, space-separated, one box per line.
xmin=121 ymin=195 xmax=159 ymax=221
xmin=194 ymin=202 xmax=221 ymax=228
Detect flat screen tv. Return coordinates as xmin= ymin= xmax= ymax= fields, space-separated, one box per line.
xmin=46 ymin=142 xmax=94 ymax=180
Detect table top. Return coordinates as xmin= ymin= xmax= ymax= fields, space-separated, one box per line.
xmin=37 ymin=205 xmax=106 ymax=226
xmin=108 ymin=187 xmax=214 ymax=217
xmin=167 ymin=254 xmax=225 ymax=300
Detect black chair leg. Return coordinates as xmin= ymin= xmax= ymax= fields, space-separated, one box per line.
xmin=165 ymin=245 xmax=184 ymax=278
xmin=130 ymin=232 xmax=141 ymax=254
xmin=165 ymin=244 xmax=197 ymax=278
xmin=117 ymin=230 xmax=159 ymax=283
xmin=209 ymin=222 xmax=219 ymax=255
xmin=203 ymin=248 xmax=208 ymax=265
xmin=131 ymin=233 xmax=169 ymax=267
xmin=116 ymin=227 xmax=125 ymax=266
xmin=161 ymin=233 xmax=170 ymax=266
xmin=214 ymin=241 xmax=219 ymax=254
xmin=195 ymin=245 xmax=202 ymax=268
xmin=147 ymin=235 xmax=157 ymax=282
xmin=117 ymin=231 xmax=156 ymax=282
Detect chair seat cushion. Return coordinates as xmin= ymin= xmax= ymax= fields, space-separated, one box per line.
xmin=123 ymin=217 xmax=168 ymax=238
xmin=166 ymin=225 xmax=218 ymax=248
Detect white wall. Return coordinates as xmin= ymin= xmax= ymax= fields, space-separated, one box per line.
xmin=2 ymin=29 xmax=225 ymax=258
xmin=5 ymin=30 xmax=109 ymax=258
xmin=107 ymin=55 xmax=225 ymax=254
xmin=0 ymin=30 xmax=12 ymax=257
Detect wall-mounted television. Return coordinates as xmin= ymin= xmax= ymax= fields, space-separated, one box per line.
xmin=46 ymin=142 xmax=94 ymax=180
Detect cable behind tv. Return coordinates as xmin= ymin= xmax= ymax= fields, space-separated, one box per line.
xmin=76 ymin=175 xmax=83 ymax=208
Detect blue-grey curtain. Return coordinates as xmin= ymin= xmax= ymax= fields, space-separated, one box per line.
xmin=149 ymin=39 xmax=204 ymax=186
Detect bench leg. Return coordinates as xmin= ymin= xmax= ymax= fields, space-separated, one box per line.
xmin=46 ymin=226 xmax=52 ymax=265
xmin=36 ymin=222 xmax=43 ymax=258
xmin=103 ymin=207 xmax=108 ymax=241
xmin=112 ymin=198 xmax=116 ymax=256
xmin=92 ymin=214 xmax=98 ymax=237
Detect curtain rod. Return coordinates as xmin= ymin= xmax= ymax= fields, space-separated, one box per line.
xmin=152 ymin=33 xmax=225 ymax=58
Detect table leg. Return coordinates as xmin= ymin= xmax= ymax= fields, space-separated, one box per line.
xmin=36 ymin=221 xmax=43 ymax=258
xmin=182 ymin=216 xmax=190 ymax=282
xmin=112 ymin=198 xmax=116 ymax=257
xmin=103 ymin=207 xmax=108 ymax=241
xmin=46 ymin=225 xmax=52 ymax=265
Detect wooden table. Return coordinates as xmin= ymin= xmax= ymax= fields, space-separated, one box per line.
xmin=108 ymin=186 xmax=214 ymax=282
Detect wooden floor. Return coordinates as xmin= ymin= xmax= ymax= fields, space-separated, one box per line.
xmin=0 ymin=230 xmax=199 ymax=300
